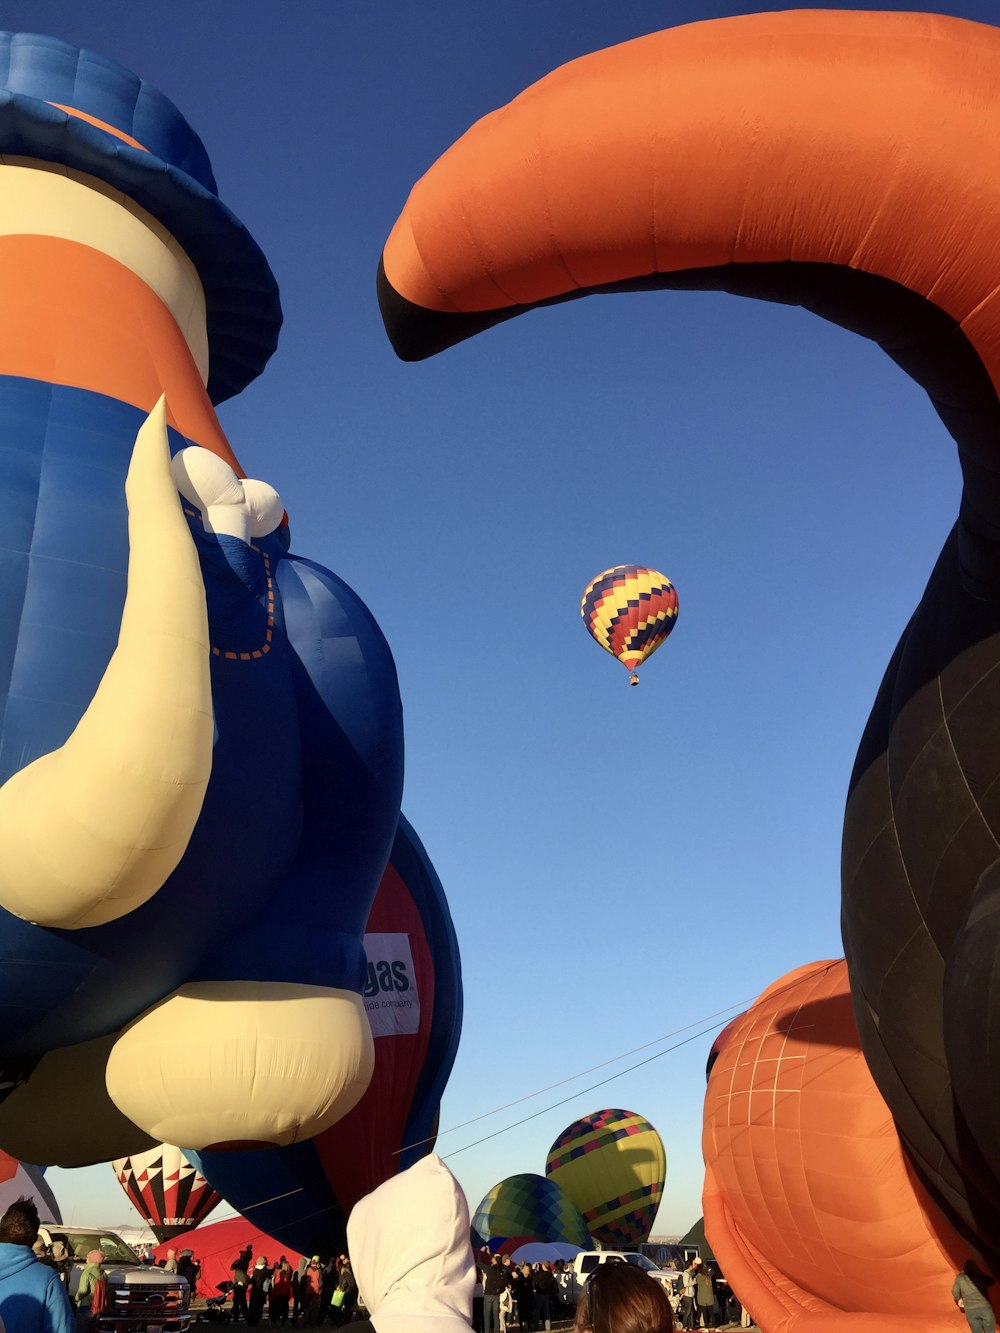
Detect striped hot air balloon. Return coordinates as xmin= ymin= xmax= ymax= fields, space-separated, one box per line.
xmin=113 ymin=1144 xmax=221 ymax=1244
xmin=581 ymin=566 xmax=678 ymax=685
xmin=546 ymin=1109 xmax=666 ymax=1248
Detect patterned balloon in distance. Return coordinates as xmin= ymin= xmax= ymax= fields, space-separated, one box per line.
xmin=581 ymin=567 xmax=678 ymax=685
xmin=113 ymin=1143 xmax=221 ymax=1243
xmin=546 ymin=1109 xmax=666 ymax=1247
xmin=472 ymin=1173 xmax=591 ymax=1247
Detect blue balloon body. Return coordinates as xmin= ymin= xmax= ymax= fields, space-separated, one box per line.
xmin=0 ymin=27 xmax=408 ymax=1115
xmin=192 ymin=815 xmax=464 ymax=1256
xmin=0 ymin=378 xmax=404 ymax=1063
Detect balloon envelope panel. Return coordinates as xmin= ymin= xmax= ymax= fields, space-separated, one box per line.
xmin=546 ymin=1109 xmax=665 ymax=1248
xmin=0 ymin=1147 xmax=60 ymax=1221
xmin=152 ymin=1216 xmax=305 ymax=1301
xmin=472 ymin=1174 xmax=591 ymax=1248
xmin=193 ymin=815 xmax=462 ymax=1255
xmin=703 ymin=961 xmax=972 ymax=1332
xmin=113 ymin=1144 xmax=221 ymax=1243
xmin=580 ymin=567 xmax=678 ymax=676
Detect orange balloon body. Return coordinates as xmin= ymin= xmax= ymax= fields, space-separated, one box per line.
xmin=383 ymin=8 xmax=1000 ymax=411
xmin=0 ymin=235 xmax=242 ymax=471
xmin=703 ymin=961 xmax=980 ymax=1333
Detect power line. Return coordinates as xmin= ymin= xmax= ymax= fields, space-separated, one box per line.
xmin=161 ymin=963 xmax=844 ymax=1226
xmin=442 ymin=1019 xmax=726 ymax=1160
xmin=399 ymin=992 xmax=763 ymax=1156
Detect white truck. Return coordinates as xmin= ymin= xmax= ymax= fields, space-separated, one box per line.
xmin=557 ymin=1250 xmax=681 ymax=1309
xmin=37 ymin=1225 xmax=191 ymax=1333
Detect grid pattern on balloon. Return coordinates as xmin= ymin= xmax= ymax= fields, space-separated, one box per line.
xmin=580 ymin=567 xmax=678 ymax=667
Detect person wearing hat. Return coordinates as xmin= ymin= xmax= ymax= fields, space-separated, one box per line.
xmin=347 ymin=1155 xmax=474 ymax=1333
xmin=302 ymin=1259 xmax=323 ymax=1327
xmin=76 ymin=1252 xmax=107 ymax=1332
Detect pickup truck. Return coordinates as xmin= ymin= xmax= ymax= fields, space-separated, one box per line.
xmin=37 ymin=1225 xmax=190 ymax=1333
xmin=557 ymin=1251 xmax=681 ymax=1309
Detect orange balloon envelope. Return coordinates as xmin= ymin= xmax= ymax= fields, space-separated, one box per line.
xmin=703 ymin=961 xmax=982 ymax=1333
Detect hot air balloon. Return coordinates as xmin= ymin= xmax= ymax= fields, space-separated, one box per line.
xmin=152 ymin=1217 xmax=305 ymax=1301
xmin=192 ymin=814 xmax=462 ymax=1256
xmin=472 ymin=1174 xmax=591 ymax=1248
xmin=0 ymin=31 xmax=404 ymax=1167
xmin=378 ymin=6 xmax=1000 ymax=1269
xmin=0 ymin=1148 xmax=60 ymax=1222
xmin=546 ymin=1109 xmax=665 ymax=1248
xmin=113 ymin=1144 xmax=221 ymax=1244
xmin=703 ymin=961 xmax=975 ymax=1333
xmin=580 ymin=567 xmax=678 ymax=685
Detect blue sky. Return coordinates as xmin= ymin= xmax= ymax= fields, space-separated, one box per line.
xmin=6 ymin=0 xmax=991 ymax=1236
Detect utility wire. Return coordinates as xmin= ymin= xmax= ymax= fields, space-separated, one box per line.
xmin=441 ymin=1019 xmax=727 ymax=1160
xmin=399 ymin=993 xmax=763 ymax=1155
xmin=182 ymin=963 xmax=843 ymax=1224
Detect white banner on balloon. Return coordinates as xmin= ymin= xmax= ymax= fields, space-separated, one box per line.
xmin=362 ymin=933 xmax=420 ymax=1037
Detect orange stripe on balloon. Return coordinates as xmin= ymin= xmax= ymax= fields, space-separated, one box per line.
xmin=0 ymin=233 xmax=241 ymax=472
xmin=46 ymin=103 xmax=148 ymax=151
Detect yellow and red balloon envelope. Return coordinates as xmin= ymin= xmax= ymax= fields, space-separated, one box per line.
xmin=580 ymin=566 xmax=678 ymax=681
xmin=546 ymin=1108 xmax=665 ymax=1248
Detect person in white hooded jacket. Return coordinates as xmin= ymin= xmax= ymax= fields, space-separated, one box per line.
xmin=347 ymin=1155 xmax=475 ymax=1333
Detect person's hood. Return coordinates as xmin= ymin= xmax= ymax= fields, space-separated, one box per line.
xmin=0 ymin=1244 xmax=41 ymax=1280
xmin=347 ymin=1155 xmax=474 ymax=1333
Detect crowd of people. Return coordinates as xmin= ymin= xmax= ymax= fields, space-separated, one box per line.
xmin=668 ymin=1258 xmax=742 ymax=1330
xmin=476 ymin=1253 xmax=561 ymax=1333
xmin=159 ymin=1248 xmax=200 ymax=1290
xmin=1 ymin=1163 xmax=999 ymax=1333
xmin=228 ymin=1248 xmax=358 ymax=1327
xmin=472 ymin=1252 xmax=745 ymax=1333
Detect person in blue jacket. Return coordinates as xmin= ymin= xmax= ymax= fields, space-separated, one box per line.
xmin=0 ymin=1200 xmax=74 ymax=1333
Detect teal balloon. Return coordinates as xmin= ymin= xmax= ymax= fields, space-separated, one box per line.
xmin=472 ymin=1173 xmax=591 ymax=1247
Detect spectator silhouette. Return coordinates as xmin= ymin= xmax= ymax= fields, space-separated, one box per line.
xmin=0 ymin=1199 xmax=73 ymax=1333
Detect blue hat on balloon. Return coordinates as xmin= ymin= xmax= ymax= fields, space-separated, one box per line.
xmin=0 ymin=31 xmax=281 ymax=403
